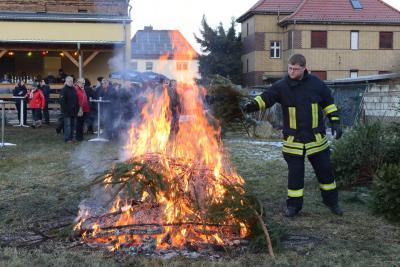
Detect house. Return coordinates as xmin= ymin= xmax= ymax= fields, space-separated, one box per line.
xmin=131 ymin=26 xmax=199 ymax=81
xmin=237 ymin=0 xmax=400 ymax=86
xmin=0 ymin=0 xmax=131 ymax=84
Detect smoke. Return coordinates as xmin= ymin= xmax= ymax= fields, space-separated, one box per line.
xmin=107 ymin=52 xmax=125 ymax=72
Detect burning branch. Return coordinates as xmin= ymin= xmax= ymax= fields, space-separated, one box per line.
xmin=74 ymin=153 xmax=275 ymax=253
xmin=73 ymin=78 xmax=275 ymax=256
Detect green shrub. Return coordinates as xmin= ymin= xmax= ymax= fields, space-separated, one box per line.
xmin=371 ymin=163 xmax=400 ymax=222
xmin=331 ymin=121 xmax=386 ymax=188
xmin=383 ymin=122 xmax=400 ymax=164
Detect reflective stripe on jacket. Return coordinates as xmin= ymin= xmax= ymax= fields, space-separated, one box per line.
xmin=254 ymin=70 xmax=340 ymax=155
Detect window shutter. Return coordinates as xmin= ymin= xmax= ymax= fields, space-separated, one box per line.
xmin=311 ymin=71 xmax=327 ymax=80
xmin=311 ymin=31 xmax=327 ymax=48
xmin=379 ymin=32 xmax=393 ymax=49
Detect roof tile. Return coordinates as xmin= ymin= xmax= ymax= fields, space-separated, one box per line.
xmin=281 ymin=0 xmax=400 ymax=24
xmin=237 ymin=0 xmax=302 ymax=22
xmin=131 ymin=29 xmax=198 ymax=60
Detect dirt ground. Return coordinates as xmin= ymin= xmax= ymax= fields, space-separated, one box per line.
xmin=0 ymin=125 xmax=399 ymax=267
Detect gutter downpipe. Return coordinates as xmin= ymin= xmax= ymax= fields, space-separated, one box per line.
xmin=123 ymin=0 xmax=133 ymax=72
xmin=291 ymin=19 xmax=296 ymax=56
xmin=123 ymin=20 xmax=127 ymax=72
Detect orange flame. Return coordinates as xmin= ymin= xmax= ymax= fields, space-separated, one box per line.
xmin=76 ymin=32 xmax=248 ymax=250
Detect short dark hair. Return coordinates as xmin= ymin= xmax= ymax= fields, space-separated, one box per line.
xmin=288 ymin=54 xmax=306 ymax=67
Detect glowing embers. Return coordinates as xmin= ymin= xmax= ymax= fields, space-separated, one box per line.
xmin=74 ymin=152 xmax=248 ymax=252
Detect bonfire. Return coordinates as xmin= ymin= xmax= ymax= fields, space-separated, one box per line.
xmin=73 ymin=39 xmax=274 ymax=257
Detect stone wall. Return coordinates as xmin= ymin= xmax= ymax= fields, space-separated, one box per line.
xmin=363 ymin=83 xmax=400 ymax=119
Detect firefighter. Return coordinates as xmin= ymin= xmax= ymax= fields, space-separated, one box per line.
xmin=243 ymin=54 xmax=343 ymax=217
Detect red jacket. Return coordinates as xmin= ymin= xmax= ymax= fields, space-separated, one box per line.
xmin=75 ymin=85 xmax=90 ymax=113
xmin=28 ymin=89 xmax=45 ymax=109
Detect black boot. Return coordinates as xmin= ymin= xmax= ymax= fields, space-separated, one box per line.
xmin=284 ymin=207 xmax=300 ymax=217
xmin=327 ymin=204 xmax=343 ymax=216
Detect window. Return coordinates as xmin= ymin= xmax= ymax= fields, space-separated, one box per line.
xmin=350 ymin=0 xmax=363 ymax=9
xmin=270 ymin=41 xmax=281 ymax=58
xmin=131 ymin=61 xmax=138 ymax=71
xmin=351 ymin=31 xmax=359 ymax=50
xmin=311 ymin=71 xmax=327 ymax=80
xmin=246 ymin=58 xmax=249 ymax=73
xmin=311 ymin=31 xmax=327 ymax=48
xmin=380 ymin=32 xmax=393 ymax=49
xmin=350 ymin=70 xmax=358 ymax=78
xmin=288 ymin=30 xmax=302 ymax=49
xmin=246 ymin=23 xmax=249 ymax=37
xmin=176 ymin=62 xmax=188 ymax=71
xmin=145 ymin=62 xmax=153 ymax=71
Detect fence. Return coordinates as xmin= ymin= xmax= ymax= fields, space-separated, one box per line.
xmin=327 ymin=83 xmax=368 ymax=127
xmin=0 ymin=83 xmax=63 ymax=110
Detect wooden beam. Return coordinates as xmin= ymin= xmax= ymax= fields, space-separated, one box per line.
xmin=0 ymin=50 xmax=8 ymax=59
xmin=83 ymin=51 xmax=99 ymax=67
xmin=0 ymin=47 xmax=113 ymax=52
xmin=63 ymin=51 xmax=79 ymax=68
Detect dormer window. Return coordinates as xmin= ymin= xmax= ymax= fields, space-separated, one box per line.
xmin=350 ymin=0 xmax=363 ymax=10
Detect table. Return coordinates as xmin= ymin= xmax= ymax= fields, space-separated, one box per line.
xmin=89 ymin=98 xmax=111 ymax=142
xmin=0 ymin=100 xmax=16 ymax=147
xmin=12 ymin=96 xmax=29 ymax=127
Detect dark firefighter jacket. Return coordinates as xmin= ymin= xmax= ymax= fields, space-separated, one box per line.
xmin=253 ymin=70 xmax=340 ymax=156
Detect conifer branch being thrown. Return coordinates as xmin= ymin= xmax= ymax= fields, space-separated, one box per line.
xmin=206 ymin=75 xmax=250 ymax=127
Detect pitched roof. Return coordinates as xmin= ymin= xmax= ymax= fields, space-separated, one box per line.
xmin=237 ymin=0 xmax=303 ymax=22
xmin=280 ymin=0 xmax=400 ymax=25
xmin=131 ymin=27 xmax=198 ymax=60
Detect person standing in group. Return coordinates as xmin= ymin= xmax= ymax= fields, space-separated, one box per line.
xmin=12 ymin=80 xmax=28 ymax=125
xmin=39 ymin=79 xmax=51 ymax=124
xmin=84 ymin=78 xmax=95 ymax=134
xmin=96 ymin=78 xmax=116 ymax=139
xmin=243 ymin=54 xmax=343 ymax=217
xmin=60 ymin=76 xmax=79 ymax=143
xmin=74 ymin=78 xmax=90 ymax=141
xmin=27 ymin=82 xmax=45 ymax=128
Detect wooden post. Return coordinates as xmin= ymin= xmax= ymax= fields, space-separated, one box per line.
xmin=78 ymin=43 xmax=83 ymax=79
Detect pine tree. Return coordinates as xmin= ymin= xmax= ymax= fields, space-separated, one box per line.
xmin=195 ymin=16 xmax=242 ymax=85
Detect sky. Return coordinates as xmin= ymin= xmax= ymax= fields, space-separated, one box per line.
xmin=130 ymin=0 xmax=400 ymax=54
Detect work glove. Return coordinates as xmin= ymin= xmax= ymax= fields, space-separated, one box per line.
xmin=241 ymin=100 xmax=259 ymax=113
xmin=331 ymin=121 xmax=343 ymax=140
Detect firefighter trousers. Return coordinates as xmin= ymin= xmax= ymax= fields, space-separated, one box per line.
xmin=283 ymin=148 xmax=338 ymax=211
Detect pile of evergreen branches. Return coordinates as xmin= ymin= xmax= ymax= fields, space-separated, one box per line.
xmin=85 ymin=153 xmax=274 ymax=256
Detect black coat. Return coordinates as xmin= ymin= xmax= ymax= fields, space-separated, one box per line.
xmin=13 ymin=85 xmax=27 ymax=102
xmin=258 ymin=70 xmax=339 ymax=142
xmin=40 ymin=84 xmax=51 ymax=101
xmin=60 ymin=85 xmax=79 ymax=117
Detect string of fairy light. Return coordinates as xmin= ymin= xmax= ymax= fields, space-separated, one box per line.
xmin=6 ymin=51 xmax=80 ymax=57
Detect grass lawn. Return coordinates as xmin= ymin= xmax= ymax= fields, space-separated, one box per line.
xmin=0 ymin=125 xmax=399 ymax=266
